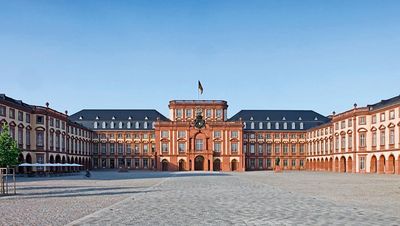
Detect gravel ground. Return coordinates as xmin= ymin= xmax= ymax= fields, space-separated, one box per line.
xmin=1 ymin=171 xmax=399 ymax=226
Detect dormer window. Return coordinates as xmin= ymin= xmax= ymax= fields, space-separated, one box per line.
xmin=250 ymin=117 xmax=253 ymax=121
xmin=102 ymin=122 xmax=106 ymax=129
xmin=152 ymin=122 xmax=155 ymax=129
xmin=127 ymin=122 xmax=131 ymax=129
xmin=300 ymin=122 xmax=304 ymax=129
xmin=259 ymin=122 xmax=263 ymax=129
xmin=145 ymin=116 xmax=148 ymax=120
xmin=298 ymin=117 xmax=302 ymax=121
xmin=119 ymin=122 xmax=123 ymax=129
xmin=94 ymin=122 xmax=98 ymax=129
xmin=243 ymin=122 xmax=247 ymax=129
xmin=314 ymin=117 xmax=318 ymax=121
xmin=283 ymin=122 xmax=287 ymax=129
xmin=282 ymin=117 xmax=286 ymax=121
xmin=250 ymin=122 xmax=255 ymax=129
xmin=79 ymin=116 xmax=83 ymax=120
xmin=96 ymin=116 xmax=99 ymax=120
xmin=292 ymin=122 xmax=295 ymax=129
xmin=275 ymin=122 xmax=279 ymax=129
xmin=112 ymin=116 xmax=116 ymax=120
xmin=144 ymin=122 xmax=148 ymax=129
xmin=135 ymin=121 xmax=140 ymax=129
xmin=111 ymin=122 xmax=115 ymax=129
xmin=128 ymin=116 xmax=132 ymax=120
xmin=266 ymin=117 xmax=270 ymax=120
xmin=267 ymin=122 xmax=271 ymax=129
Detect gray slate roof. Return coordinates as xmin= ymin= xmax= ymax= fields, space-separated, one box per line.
xmin=228 ymin=110 xmax=330 ymax=131
xmin=70 ymin=109 xmax=169 ymax=131
xmin=367 ymin=95 xmax=400 ymax=111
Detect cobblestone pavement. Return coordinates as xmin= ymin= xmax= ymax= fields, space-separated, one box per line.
xmin=69 ymin=171 xmax=400 ymax=226
xmin=0 ymin=171 xmax=168 ymax=226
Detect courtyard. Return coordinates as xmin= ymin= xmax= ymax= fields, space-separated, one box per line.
xmin=0 ymin=171 xmax=399 ymax=226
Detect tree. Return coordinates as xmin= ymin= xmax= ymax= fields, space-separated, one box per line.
xmin=0 ymin=123 xmax=21 ymax=168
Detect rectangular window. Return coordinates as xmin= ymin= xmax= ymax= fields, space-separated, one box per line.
xmin=214 ymin=142 xmax=221 ymax=152
xmin=341 ymin=121 xmax=346 ymax=129
xmin=216 ymin=109 xmax=222 ymax=118
xmin=231 ymin=143 xmax=238 ymax=152
xmin=372 ymin=132 xmax=377 ymax=146
xmin=36 ymin=115 xmax=44 ymax=124
xmin=143 ymin=158 xmax=148 ymax=168
xmin=162 ymin=143 xmax=169 ymax=152
xmin=283 ymin=159 xmax=288 ymax=167
xmin=359 ymin=156 xmax=365 ymax=170
xmin=358 ymin=116 xmax=366 ymax=125
xmin=36 ymin=131 xmax=44 ymax=147
xmin=49 ymin=117 xmax=54 ymax=127
xmin=300 ymin=144 xmax=304 ymax=153
xmin=214 ymin=131 xmax=221 ymax=138
xmin=101 ymin=143 xmax=106 ymax=154
xmin=134 ymin=158 xmax=140 ymax=168
xmin=26 ymin=130 xmax=30 ymax=146
xmin=341 ymin=136 xmax=346 ymax=149
xmin=18 ymin=128 xmax=23 ymax=145
xmin=186 ymin=109 xmax=192 ymax=118
xmin=9 ymin=108 xmax=15 ymax=119
xmin=359 ymin=133 xmax=366 ymax=147
xmin=206 ymin=109 xmax=212 ymax=118
xmin=231 ymin=131 xmax=238 ymax=138
xmin=250 ymin=144 xmax=255 ymax=154
xmin=266 ymin=144 xmax=272 ymax=154
xmin=258 ymin=159 xmax=263 ymax=169
xmin=348 ymin=119 xmax=352 ymax=127
xmin=110 ymin=143 xmax=115 ymax=154
xmin=195 ymin=139 xmax=203 ymax=151
xmin=126 ymin=144 xmax=131 ymax=153
xmin=18 ymin=111 xmax=23 ymax=121
xmin=176 ymin=109 xmax=183 ymax=118
xmin=291 ymin=159 xmax=296 ymax=167
xmin=380 ymin=113 xmax=385 ymax=122
xmin=389 ymin=129 xmax=395 ymax=145
xmin=56 ymin=119 xmax=60 ymax=128
xmin=291 ymin=145 xmax=296 ymax=154
xmin=267 ymin=159 xmax=272 ymax=168
xmin=161 ymin=131 xmax=169 ymax=138
xmin=118 ymin=143 xmax=123 ymax=154
xmin=258 ymin=144 xmax=263 ymax=154
xmin=389 ymin=110 xmax=395 ymax=120
xmin=283 ymin=144 xmax=288 ymax=154
xmin=0 ymin=105 xmax=5 ymax=116
xmin=274 ymin=145 xmax=280 ymax=154
xmin=300 ymin=160 xmax=304 ymax=167
xmin=348 ymin=135 xmax=352 ymax=148
xmin=134 ymin=144 xmax=140 ymax=153
xmin=179 ymin=143 xmax=186 ymax=152
xmin=380 ymin=131 xmax=385 ymax=146
xmin=178 ymin=131 xmax=186 ymax=138
xmin=372 ymin=115 xmax=377 ymax=124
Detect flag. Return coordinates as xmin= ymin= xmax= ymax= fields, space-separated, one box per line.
xmin=198 ymin=80 xmax=203 ymax=95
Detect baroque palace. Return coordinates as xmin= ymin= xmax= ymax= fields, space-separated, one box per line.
xmin=1 ymin=93 xmax=400 ymax=174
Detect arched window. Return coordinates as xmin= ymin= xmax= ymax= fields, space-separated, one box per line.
xmin=152 ymin=122 xmax=155 ymax=129
xmin=275 ymin=122 xmax=279 ymax=129
xmin=259 ymin=122 xmax=263 ymax=129
xmin=144 ymin=122 xmax=148 ymax=129
xmin=292 ymin=122 xmax=295 ymax=129
xmin=135 ymin=121 xmax=140 ymax=129
xmin=300 ymin=122 xmax=304 ymax=129
xmin=94 ymin=122 xmax=98 ymax=129
xmin=127 ymin=122 xmax=131 ymax=129
xmin=267 ymin=122 xmax=271 ymax=129
xmin=119 ymin=122 xmax=123 ymax=129
xmin=283 ymin=122 xmax=287 ymax=129
xmin=110 ymin=122 xmax=115 ymax=129
xmin=243 ymin=122 xmax=247 ymax=129
xmin=250 ymin=122 xmax=255 ymax=129
xmin=102 ymin=122 xmax=106 ymax=129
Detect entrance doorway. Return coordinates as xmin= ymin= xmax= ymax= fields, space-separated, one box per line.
xmin=213 ymin=159 xmax=221 ymax=171
xmin=194 ymin=156 xmax=204 ymax=171
xmin=179 ymin=159 xmax=185 ymax=171
xmin=162 ymin=160 xmax=168 ymax=171
xmin=231 ymin=159 xmax=238 ymax=171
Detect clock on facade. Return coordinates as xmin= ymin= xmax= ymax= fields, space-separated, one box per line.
xmin=194 ymin=111 xmax=206 ymax=129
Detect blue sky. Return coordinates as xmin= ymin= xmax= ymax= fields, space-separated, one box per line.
xmin=0 ymin=0 xmax=399 ymax=117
